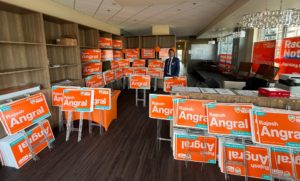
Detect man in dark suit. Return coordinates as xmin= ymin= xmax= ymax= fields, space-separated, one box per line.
xmin=164 ymin=49 xmax=180 ymax=77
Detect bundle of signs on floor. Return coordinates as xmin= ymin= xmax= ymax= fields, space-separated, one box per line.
xmin=149 ymin=93 xmax=300 ymax=180
xmin=0 ymin=93 xmax=55 ymax=169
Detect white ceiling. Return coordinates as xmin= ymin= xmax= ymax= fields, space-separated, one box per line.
xmin=199 ymin=0 xmax=300 ymax=38
xmin=52 ymin=0 xmax=235 ymax=36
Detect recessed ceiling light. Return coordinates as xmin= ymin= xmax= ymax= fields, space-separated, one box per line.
xmin=106 ymin=9 xmax=111 ymax=12
xmin=193 ymin=2 xmax=196 ymax=6
xmin=177 ymin=9 xmax=181 ymax=11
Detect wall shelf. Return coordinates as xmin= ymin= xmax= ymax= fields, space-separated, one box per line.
xmin=0 ymin=67 xmax=45 ymax=75
xmin=0 ymin=40 xmax=43 ymax=45
xmin=49 ymin=64 xmax=78 ymax=69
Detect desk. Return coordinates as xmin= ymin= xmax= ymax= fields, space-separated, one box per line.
xmin=65 ymin=90 xmax=121 ymax=131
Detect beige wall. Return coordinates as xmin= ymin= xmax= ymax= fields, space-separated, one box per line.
xmin=1 ymin=0 xmax=120 ymax=35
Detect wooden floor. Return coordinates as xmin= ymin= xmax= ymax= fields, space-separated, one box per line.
xmin=0 ymin=89 xmax=254 ymax=181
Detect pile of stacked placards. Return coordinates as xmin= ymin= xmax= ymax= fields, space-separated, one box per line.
xmin=149 ymin=92 xmax=300 ymax=180
xmin=0 ymin=93 xmax=55 ymax=169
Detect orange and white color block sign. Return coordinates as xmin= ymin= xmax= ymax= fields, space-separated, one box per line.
xmin=115 ymin=68 xmax=124 ymax=80
xmin=125 ymin=49 xmax=139 ymax=60
xmin=219 ymin=142 xmax=271 ymax=180
xmin=85 ymin=74 xmax=104 ymax=88
xmin=0 ymin=93 xmax=51 ymax=135
xmin=103 ymin=70 xmax=115 ymax=84
xmin=129 ymin=75 xmax=151 ymax=89
xmin=80 ymin=49 xmax=101 ymax=63
xmin=112 ymin=39 xmax=123 ymax=49
xmin=118 ymin=59 xmax=130 ymax=68
xmin=101 ymin=50 xmax=113 ymax=61
xmin=270 ymin=147 xmax=300 ymax=180
xmin=173 ymin=130 xmax=218 ymax=163
xmin=164 ymin=76 xmax=187 ymax=92
xmin=62 ymin=89 xmax=94 ymax=112
xmin=252 ymin=108 xmax=300 ymax=148
xmin=141 ymin=48 xmax=155 ymax=59
xmin=149 ymin=94 xmax=186 ymax=120
xmin=7 ymin=120 xmax=54 ymax=169
xmin=52 ymin=86 xmax=79 ymax=106
xmin=99 ymin=37 xmax=112 ymax=48
xmin=82 ymin=62 xmax=102 ymax=75
xmin=206 ymin=103 xmax=252 ymax=137
xmin=113 ymin=50 xmax=123 ymax=60
xmin=110 ymin=60 xmax=119 ymax=70
xmin=148 ymin=60 xmax=164 ymax=68
xmin=148 ymin=68 xmax=164 ymax=78
xmin=90 ymin=88 xmax=111 ymax=110
xmin=132 ymin=59 xmax=146 ymax=67
xmin=133 ymin=67 xmax=147 ymax=75
xmin=123 ymin=67 xmax=133 ymax=77
xmin=173 ymin=99 xmax=215 ymax=130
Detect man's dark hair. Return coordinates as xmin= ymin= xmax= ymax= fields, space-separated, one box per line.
xmin=168 ymin=48 xmax=175 ymax=53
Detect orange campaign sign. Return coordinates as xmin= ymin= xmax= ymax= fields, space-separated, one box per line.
xmin=115 ymin=68 xmax=124 ymax=80
xmin=113 ymin=50 xmax=123 ymax=60
xmin=85 ymin=74 xmax=104 ymax=88
xmin=147 ymin=68 xmax=164 ymax=78
xmin=110 ymin=60 xmax=119 ymax=70
xmin=206 ymin=103 xmax=252 ymax=137
xmin=252 ymin=108 xmax=300 ymax=148
xmin=270 ymin=147 xmax=300 ymax=180
xmin=141 ymin=48 xmax=155 ymax=59
xmin=173 ymin=131 xmax=218 ymax=163
xmin=52 ymin=86 xmax=79 ymax=106
xmin=80 ymin=49 xmax=101 ymax=63
xmin=0 ymin=93 xmax=51 ymax=135
xmin=132 ymin=59 xmax=146 ymax=67
xmin=163 ymin=76 xmax=187 ymax=92
xmin=173 ymin=99 xmax=215 ymax=130
xmin=101 ymin=49 xmax=113 ymax=61
xmin=219 ymin=142 xmax=271 ymax=180
xmin=112 ymin=39 xmax=123 ymax=49
xmin=159 ymin=48 xmax=170 ymax=60
xmin=123 ymin=67 xmax=133 ymax=77
xmin=99 ymin=37 xmax=112 ymax=48
xmin=118 ymin=59 xmax=130 ymax=68
xmin=61 ymin=89 xmax=94 ymax=112
xmin=89 ymin=88 xmax=111 ymax=110
xmin=133 ymin=67 xmax=147 ymax=75
xmin=82 ymin=62 xmax=102 ymax=75
xmin=149 ymin=94 xmax=187 ymax=120
xmin=10 ymin=120 xmax=54 ymax=169
xmin=129 ymin=75 xmax=151 ymax=89
xmin=125 ymin=49 xmax=139 ymax=60
xmin=148 ymin=59 xmax=164 ymax=68
xmin=103 ymin=70 xmax=115 ymax=84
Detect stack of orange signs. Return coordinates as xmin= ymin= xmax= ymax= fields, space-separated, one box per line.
xmin=123 ymin=67 xmax=133 ymax=77
xmin=113 ymin=50 xmax=122 ymax=60
xmin=270 ymin=147 xmax=300 ymax=179
xmin=62 ymin=89 xmax=94 ymax=112
xmin=115 ymin=69 xmax=124 ymax=80
xmin=173 ymin=128 xmax=218 ymax=163
xmin=148 ymin=68 xmax=164 ymax=79
xmin=103 ymin=70 xmax=115 ymax=85
xmin=90 ymin=88 xmax=111 ymax=110
xmin=80 ymin=49 xmax=101 ymax=63
xmin=125 ymin=49 xmax=139 ymax=60
xmin=218 ymin=139 xmax=271 ymax=180
xmin=141 ymin=48 xmax=155 ymax=59
xmin=251 ymin=107 xmax=300 ymax=148
xmin=148 ymin=60 xmax=164 ymax=68
xmin=99 ymin=37 xmax=112 ymax=49
xmin=112 ymin=39 xmax=123 ymax=49
xmin=101 ymin=50 xmax=113 ymax=61
xmin=0 ymin=120 xmax=55 ymax=169
xmin=118 ymin=59 xmax=130 ymax=68
xmin=85 ymin=74 xmax=104 ymax=88
xmin=132 ymin=59 xmax=146 ymax=67
xmin=163 ymin=76 xmax=187 ymax=93
xmin=206 ymin=103 xmax=252 ymax=137
xmin=110 ymin=60 xmax=119 ymax=70
xmin=0 ymin=93 xmax=51 ymax=135
xmin=133 ymin=67 xmax=147 ymax=75
xmin=129 ymin=75 xmax=151 ymax=89
xmin=173 ymin=99 xmax=215 ymax=130
xmin=52 ymin=86 xmax=79 ymax=106
xmin=149 ymin=94 xmax=186 ymax=120
xmin=82 ymin=62 xmax=102 ymax=76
